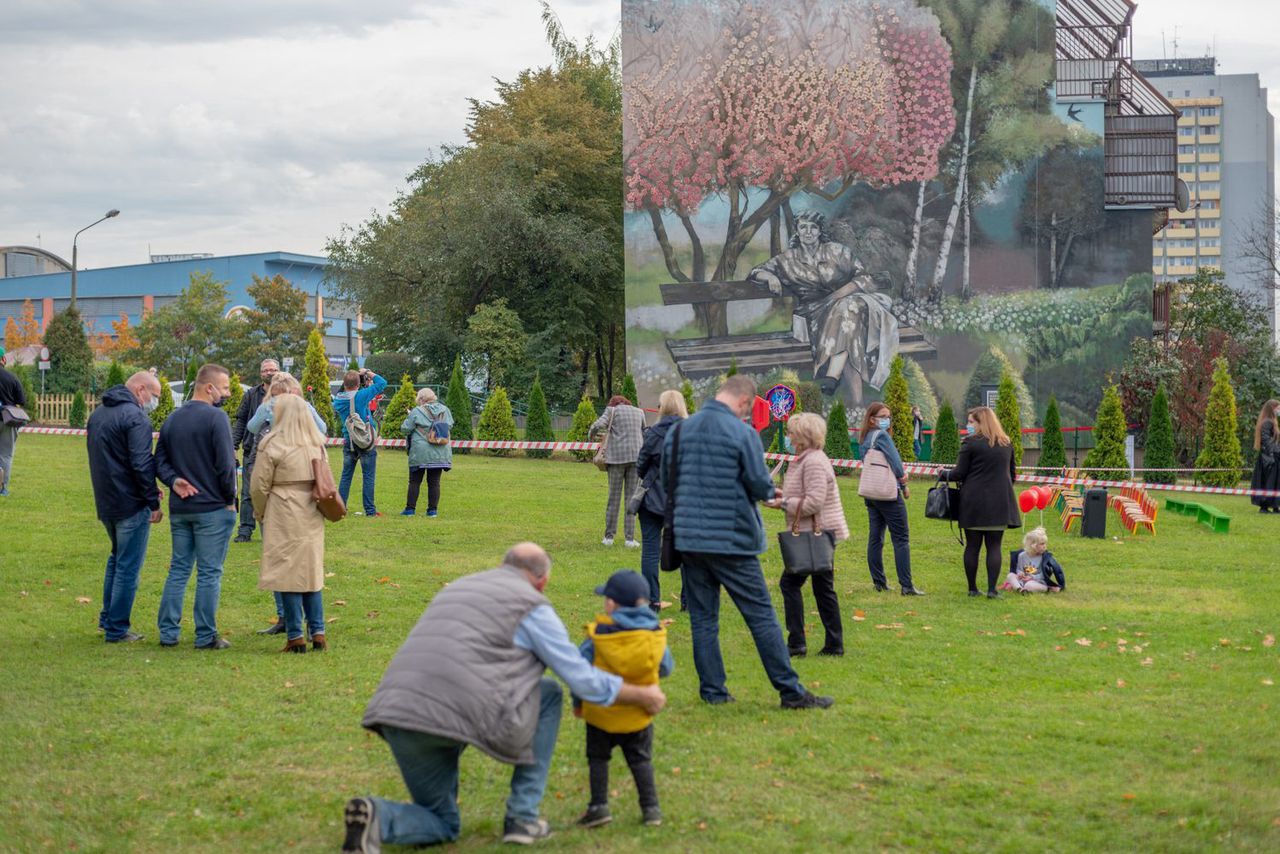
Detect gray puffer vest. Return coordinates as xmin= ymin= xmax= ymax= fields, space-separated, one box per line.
xmin=362 ymin=566 xmax=549 ymax=764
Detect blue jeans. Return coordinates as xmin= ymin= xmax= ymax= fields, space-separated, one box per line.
xmin=237 ymin=456 xmax=257 ymax=538
xmin=280 ymin=591 xmax=325 ymax=640
xmin=98 ymin=508 xmax=153 ymax=640
xmin=638 ymin=508 xmax=663 ymax=611
xmin=680 ymin=551 xmax=805 ymax=703
xmin=157 ymin=509 xmax=236 ymax=646
xmin=371 ymin=678 xmax=562 ymax=845
xmin=339 ymin=441 xmax=378 ymax=515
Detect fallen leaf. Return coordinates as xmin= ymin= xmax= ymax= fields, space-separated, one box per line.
xmin=1117 ymin=638 xmax=1128 ymax=645
xmin=868 ymin=734 xmax=880 ymax=742
xmin=1219 ymin=638 xmax=1232 ymax=646
xmin=902 ymin=610 xmax=918 ymax=617
xmin=366 ymin=611 xmax=380 ymax=619
xmin=922 ymin=626 xmax=933 ymax=631
xmin=1122 ymin=793 xmax=1136 ymax=801
xmin=1140 ymin=657 xmax=1153 ymax=666
xmin=1116 ymin=679 xmax=1127 ymax=688
xmin=1263 ymin=634 xmax=1275 ymax=648
xmin=74 ymin=596 xmax=91 ymax=604
xmin=659 ymin=618 xmax=675 ymax=628
xmin=671 ymin=767 xmax=681 ymax=775
xmin=376 ymin=576 xmax=391 ymax=584
xmin=1263 ymin=679 xmax=1275 ymax=687
xmin=697 ymin=822 xmax=708 ymax=831
xmin=852 ymin=609 xmax=866 ymax=622
xmin=771 ymin=780 xmax=785 ymax=788
xmin=325 ymin=572 xmax=336 ymax=578
xmin=1054 ymin=645 xmax=1065 ymax=651
xmin=327 ymin=616 xmax=340 ymax=624
xmin=1002 ymin=628 xmax=1027 ymax=637
xmin=1075 ymin=638 xmax=1092 ymax=647
xmin=875 ymin=623 xmax=905 ymax=630
xmin=19 ymin=590 xmax=28 ymax=597
xmin=1135 ymin=632 xmax=1146 ymax=637
xmin=333 ymin=600 xmax=348 ymax=607
xmin=284 ymin=681 xmax=294 ymax=688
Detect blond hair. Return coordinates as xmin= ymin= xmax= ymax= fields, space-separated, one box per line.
xmin=657 ymin=389 xmax=688 ymax=419
xmin=1023 ymin=526 xmax=1048 ymax=550
xmin=268 ymin=372 xmax=302 ymax=398
xmin=262 ymin=394 xmax=325 ymax=451
xmin=416 ymin=387 xmax=437 ymax=405
xmin=787 ymin=412 xmax=827 ymax=452
xmin=967 ymin=406 xmax=1011 ymax=446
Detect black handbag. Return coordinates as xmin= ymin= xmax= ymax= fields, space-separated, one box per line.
xmin=659 ymin=421 xmax=683 ymax=572
xmin=924 ymin=475 xmax=965 ymax=545
xmin=777 ymin=515 xmax=835 ymax=576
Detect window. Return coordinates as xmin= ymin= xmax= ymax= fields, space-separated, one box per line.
xmin=1197 ymin=181 xmax=1220 ymax=193
xmin=1200 ymin=238 xmax=1221 ymax=248
xmin=3 ymin=252 xmax=38 ymax=277
xmin=1179 ymin=126 xmax=1196 ymax=137
xmin=1198 ymin=144 xmax=1221 ymax=156
xmin=1199 ymin=164 xmax=1217 ymax=175
xmin=1167 ymin=90 xmax=1173 ymax=97
xmin=1178 ymin=164 xmax=1195 ymax=175
xmin=1178 ymin=144 xmax=1196 ymax=155
xmin=1185 ymin=89 xmax=1191 ymax=97
xmin=1200 ymin=200 xmax=1220 ymax=210
xmin=1199 ymin=106 xmax=1219 ymax=117
xmin=1209 ymin=88 xmax=1215 ymax=96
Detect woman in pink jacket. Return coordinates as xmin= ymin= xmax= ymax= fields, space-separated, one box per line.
xmin=766 ymin=412 xmax=849 ymax=657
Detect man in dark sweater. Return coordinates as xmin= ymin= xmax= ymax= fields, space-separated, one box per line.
xmin=0 ymin=348 xmax=28 ymax=497
xmin=87 ymin=372 xmax=164 ymax=643
xmin=155 ymin=363 xmax=238 ymax=650
xmin=231 ymin=358 xmax=278 ymax=543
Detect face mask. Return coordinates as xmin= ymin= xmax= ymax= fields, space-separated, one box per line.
xmin=143 ymin=395 xmax=158 ymax=413
xmin=208 ymin=386 xmax=227 ymax=408
xmin=877 ymin=417 xmax=891 ymax=431
xmin=966 ymin=424 xmax=977 ymax=435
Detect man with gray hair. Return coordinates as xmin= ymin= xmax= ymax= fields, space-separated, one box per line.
xmin=343 ymin=543 xmax=667 ymax=851
xmin=232 ymin=358 xmax=278 ymax=546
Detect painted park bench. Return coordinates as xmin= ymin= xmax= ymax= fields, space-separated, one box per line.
xmin=658 ymin=279 xmax=937 ymax=379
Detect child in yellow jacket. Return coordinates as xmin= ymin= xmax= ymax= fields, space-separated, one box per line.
xmin=574 ymin=570 xmax=674 ymax=829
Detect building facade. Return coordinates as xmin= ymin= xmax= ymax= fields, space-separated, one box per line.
xmin=2 ymin=246 xmax=72 ymax=278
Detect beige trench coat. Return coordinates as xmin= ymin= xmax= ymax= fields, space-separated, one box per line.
xmin=250 ymin=436 xmax=325 ymax=593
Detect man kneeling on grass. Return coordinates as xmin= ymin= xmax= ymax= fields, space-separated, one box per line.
xmin=343 ymin=543 xmax=667 ymax=851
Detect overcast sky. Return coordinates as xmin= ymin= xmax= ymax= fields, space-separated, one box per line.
xmin=1 ymin=0 xmax=1274 ymax=271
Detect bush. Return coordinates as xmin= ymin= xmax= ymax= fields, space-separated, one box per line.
xmin=379 ymin=374 xmax=417 ymax=441
xmin=1038 ymin=396 xmax=1067 ymax=475
xmin=106 ymin=361 xmax=126 ymax=388
xmin=1143 ymin=384 xmax=1176 ymax=485
xmin=364 ymin=352 xmax=416 ymax=384
xmin=566 ymin=394 xmax=599 ymax=462
xmin=12 ymin=364 xmax=38 ymax=418
xmin=68 ymin=390 xmax=87 ymax=429
xmin=963 ymin=345 xmax=1035 ymax=439
xmin=1082 ymin=384 xmax=1130 ymax=480
xmin=995 ymin=369 xmax=1023 ymax=467
xmin=222 ymin=372 xmax=244 ymax=417
xmin=884 ymin=356 xmax=914 ymax=462
xmin=825 ymin=399 xmax=852 ymax=464
xmin=151 ymin=376 xmax=175 ymax=431
xmin=302 ymin=328 xmax=337 ymax=436
xmin=620 ymin=373 xmax=639 ymax=408
xmin=44 ymin=307 xmax=93 ymax=393
xmin=932 ymin=399 xmax=959 ymax=465
xmin=182 ymin=361 xmax=198 ymax=401
xmin=1195 ymin=359 xmax=1244 ymax=488
xmin=524 ymin=374 xmax=555 ymax=459
xmin=445 ymin=354 xmax=472 ymax=453
xmin=680 ymin=379 xmax=697 ymax=415
xmin=901 ymin=357 xmax=939 ymax=426
xmin=796 ymin=380 xmax=824 ymax=417
xmin=476 ymin=386 xmax=517 ymax=456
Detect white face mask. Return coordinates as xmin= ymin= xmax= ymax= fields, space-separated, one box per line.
xmin=143 ymin=395 xmax=159 ymax=413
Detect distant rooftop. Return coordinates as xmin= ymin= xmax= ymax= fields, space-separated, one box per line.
xmin=1133 ymin=57 xmax=1217 ymax=78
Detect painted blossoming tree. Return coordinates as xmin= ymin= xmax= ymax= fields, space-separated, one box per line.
xmin=623 ymin=0 xmax=955 ymax=336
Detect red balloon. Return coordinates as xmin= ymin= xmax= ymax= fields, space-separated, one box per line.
xmin=1018 ymin=490 xmax=1036 ymax=513
xmin=1035 ymin=487 xmax=1052 ymax=510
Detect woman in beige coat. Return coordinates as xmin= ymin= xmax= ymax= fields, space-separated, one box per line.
xmin=766 ymin=412 xmax=849 ymax=657
xmin=251 ymin=395 xmax=328 ymax=653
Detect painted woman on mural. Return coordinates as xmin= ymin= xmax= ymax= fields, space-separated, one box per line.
xmin=748 ymin=211 xmax=899 ymax=403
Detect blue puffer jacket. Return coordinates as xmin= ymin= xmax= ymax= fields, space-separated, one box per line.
xmin=662 ymin=399 xmax=777 ymax=555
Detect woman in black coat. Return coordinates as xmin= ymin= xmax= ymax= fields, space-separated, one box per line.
xmin=940 ymin=406 xmax=1021 ymax=598
xmin=1251 ymin=399 xmax=1280 ymax=512
xmin=634 ymin=389 xmax=688 ymax=611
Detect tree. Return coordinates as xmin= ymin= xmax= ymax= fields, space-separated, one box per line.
xmin=902 ymin=357 xmax=939 ymax=427
xmin=932 ymin=399 xmax=960 ymax=464
xmin=182 ymin=361 xmax=198 ymax=402
xmin=105 ymin=361 xmax=126 ymax=389
xmin=4 ymin=317 xmax=19 ymax=352
xmin=222 ymin=372 xmax=244 ymax=417
xmin=724 ymin=358 xmax=738 ymax=378
xmin=1143 ymin=384 xmax=1176 ymax=485
xmin=796 ymin=381 xmax=824 ymax=419
xmin=1195 ymin=359 xmax=1244 ymax=488
xmin=4 ymin=299 xmax=42 ymax=350
xmin=620 ymin=373 xmax=638 ymax=408
xmin=43 ymin=307 xmax=93 ymax=393
xmin=1082 ymin=384 xmax=1129 ymax=481
xmin=566 ymin=394 xmax=598 ymax=462
xmin=625 ymin=0 xmax=954 ymax=331
xmin=476 ymin=386 xmax=518 ymax=456
xmin=131 ymin=271 xmax=231 ymax=380
xmin=1019 ymin=145 xmax=1106 ymax=288
xmin=68 ymin=391 xmax=87 ymax=429
xmin=825 ymin=400 xmax=853 ymax=464
xmin=364 ymin=352 xmax=416 ymax=384
xmin=680 ymin=378 xmax=697 ymax=415
xmin=524 ymin=373 xmax=555 ymax=459
xmin=302 ymin=328 xmax=338 ymax=436
xmin=963 ymin=345 xmax=1035 ymax=434
xmin=465 ymin=298 xmax=527 ymax=393
xmin=150 ymin=376 xmax=175 ymax=431
xmin=995 ymin=369 xmax=1023 ymax=467
xmin=1038 ymin=395 xmax=1066 ymax=475
xmin=379 ymin=374 xmax=417 ymax=441
xmin=12 ymin=364 xmax=38 ymax=419
xmin=444 ymin=354 xmax=472 ymax=452
xmin=111 ymin=314 xmax=139 ymax=354
xmin=883 ymin=356 xmax=915 ymax=462
xmin=224 ymin=274 xmax=314 ymax=376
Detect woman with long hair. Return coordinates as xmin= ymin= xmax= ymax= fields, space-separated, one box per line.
xmin=858 ymin=401 xmax=923 ymax=596
xmin=1251 ymin=399 xmax=1280 ymax=513
xmin=941 ymin=406 xmax=1021 ymax=598
xmin=634 ymin=389 xmax=689 ymax=610
xmin=589 ymin=394 xmax=646 ymax=547
xmin=251 ymin=395 xmax=329 ymax=652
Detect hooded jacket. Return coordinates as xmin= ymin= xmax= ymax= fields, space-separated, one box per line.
xmin=86 ymin=385 xmax=160 ymax=521
xmin=577 ymin=606 xmax=673 ymax=733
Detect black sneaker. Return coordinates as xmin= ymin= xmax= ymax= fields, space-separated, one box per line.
xmin=873 ymin=583 xmax=889 ymax=592
xmin=105 ymin=631 xmax=145 ymax=643
xmin=576 ymin=804 xmax=612 ymax=828
xmin=195 ymin=635 xmax=231 ymax=650
xmin=342 ymin=797 xmax=381 ymax=854
xmin=986 ymin=590 xmax=1002 ymax=599
xmin=502 ymin=816 xmax=552 ymax=844
xmin=642 ymin=806 xmax=663 ymax=827
xmin=901 ymin=587 xmax=927 ymax=596
xmin=703 ymin=693 xmax=737 ymax=706
xmin=233 ymin=534 xmax=252 ymax=543
xmin=788 ymin=646 xmax=807 ymax=658
xmin=781 ymin=692 xmax=835 ymax=710
xmin=967 ymin=590 xmax=983 ymax=597
xmin=816 ymin=647 xmax=844 ymax=657
xmin=256 ymin=622 xmax=286 ymax=635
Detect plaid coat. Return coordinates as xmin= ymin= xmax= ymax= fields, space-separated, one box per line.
xmin=590 ymin=404 xmax=645 ymax=465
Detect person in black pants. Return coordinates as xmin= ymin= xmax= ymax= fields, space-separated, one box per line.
xmin=857 ymin=402 xmax=925 ymax=596
xmin=231 ymin=359 xmax=278 ymax=543
xmin=940 ymin=406 xmax=1021 ymax=598
xmin=634 ymin=390 xmax=688 ymax=611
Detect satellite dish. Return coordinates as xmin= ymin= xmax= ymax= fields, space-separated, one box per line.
xmin=1175 ymin=179 xmax=1191 ymax=212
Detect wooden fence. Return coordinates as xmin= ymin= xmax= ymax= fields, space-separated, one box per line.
xmin=37 ymin=394 xmax=100 ymax=425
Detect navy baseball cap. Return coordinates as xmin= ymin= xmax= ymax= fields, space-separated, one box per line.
xmin=594 ymin=570 xmax=649 ymax=607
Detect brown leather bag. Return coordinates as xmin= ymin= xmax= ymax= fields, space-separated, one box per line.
xmin=312 ymin=454 xmax=346 ymax=522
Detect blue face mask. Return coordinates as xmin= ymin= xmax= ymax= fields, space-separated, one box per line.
xmin=966 ymin=424 xmax=977 ymax=435
xmin=877 ymin=417 xmax=891 ymax=431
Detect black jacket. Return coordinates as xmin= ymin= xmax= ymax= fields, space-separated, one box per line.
xmin=232 ymin=383 xmax=269 ymax=460
xmin=155 ymin=400 xmax=237 ymax=514
xmin=0 ymin=366 xmax=26 ymax=408
xmin=636 ymin=415 xmax=681 ymax=516
xmin=1251 ymin=421 xmax=1279 ymax=506
xmin=942 ymin=435 xmax=1021 ymax=529
xmin=1008 ymin=548 xmax=1066 ymax=590
xmin=86 ymin=386 xmax=160 ymax=521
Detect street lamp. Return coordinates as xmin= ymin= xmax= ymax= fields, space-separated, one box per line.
xmin=70 ymin=209 xmax=120 ymax=310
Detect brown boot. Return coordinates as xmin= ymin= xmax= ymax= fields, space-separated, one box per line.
xmin=311 ymin=633 xmax=327 ymax=652
xmin=281 ymin=637 xmax=308 ymax=654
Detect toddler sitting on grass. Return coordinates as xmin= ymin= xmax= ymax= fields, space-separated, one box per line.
xmin=1005 ymin=527 xmax=1066 ymax=593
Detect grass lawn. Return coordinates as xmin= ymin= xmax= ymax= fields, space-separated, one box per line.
xmin=2 ymin=434 xmax=1278 ymax=852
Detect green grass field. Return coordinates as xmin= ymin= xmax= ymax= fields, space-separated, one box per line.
xmin=2 ymin=435 xmax=1278 ymax=852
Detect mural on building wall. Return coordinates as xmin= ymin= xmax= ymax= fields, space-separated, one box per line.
xmin=623 ymin=0 xmax=1154 ymax=430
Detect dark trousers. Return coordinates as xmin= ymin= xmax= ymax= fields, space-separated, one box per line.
xmin=637 ymin=508 xmax=663 ymax=610
xmin=865 ymin=497 xmax=913 ymax=589
xmin=237 ymin=455 xmax=256 ymax=538
xmin=779 ymin=568 xmax=842 ymax=653
xmin=963 ymin=529 xmax=1005 ymax=592
xmin=405 ymin=467 xmax=444 ymax=513
xmin=586 ymin=723 xmax=658 ymax=810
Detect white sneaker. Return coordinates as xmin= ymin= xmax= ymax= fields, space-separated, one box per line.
xmin=624 ymin=539 xmax=640 ymax=548
xmin=601 ymin=537 xmax=614 ymax=547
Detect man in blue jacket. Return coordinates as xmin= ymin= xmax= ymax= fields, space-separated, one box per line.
xmin=333 ymin=368 xmax=387 ymax=517
xmin=155 ymin=364 xmax=239 ymax=650
xmin=663 ymin=375 xmax=833 ymax=710
xmin=86 ymin=372 xmax=165 ymax=643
